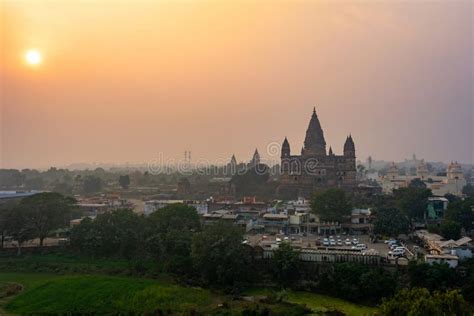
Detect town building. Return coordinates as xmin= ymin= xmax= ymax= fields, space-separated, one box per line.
xmin=144 ymin=199 xmax=208 ymax=215
xmin=380 ymin=161 xmax=467 ymax=196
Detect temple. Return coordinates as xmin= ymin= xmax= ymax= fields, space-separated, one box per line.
xmin=277 ymin=108 xmax=357 ymax=197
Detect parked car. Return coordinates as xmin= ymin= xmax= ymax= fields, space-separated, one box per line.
xmin=355 ymin=243 xmax=367 ymax=250
xmin=352 ymin=238 xmax=359 ymax=245
xmin=385 ymin=239 xmax=397 ymax=244
xmin=391 ymin=249 xmax=405 ymax=257
xmin=390 ymin=244 xmax=401 ymax=250
xmin=345 ymin=239 xmax=352 ymax=246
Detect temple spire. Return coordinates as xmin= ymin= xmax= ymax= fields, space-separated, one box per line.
xmin=251 ymin=148 xmax=260 ymax=165
xmin=303 ymin=107 xmax=326 ymax=156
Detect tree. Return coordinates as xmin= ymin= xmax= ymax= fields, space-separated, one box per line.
xmin=407 ymin=261 xmax=459 ymax=292
xmin=83 ymin=176 xmax=102 ymax=194
xmin=319 ymin=262 xmax=397 ymax=304
xmin=357 ymin=164 xmax=366 ymax=179
xmin=19 ymin=192 xmax=76 ymax=248
xmin=191 ymin=222 xmax=251 ymax=289
xmin=409 ymin=178 xmax=427 ymax=189
xmin=380 ymin=288 xmax=469 ymax=316
xmin=444 ymin=198 xmax=474 ymax=231
xmin=271 ymin=242 xmax=300 ymax=288
xmin=145 ymin=204 xmax=201 ymax=274
xmin=373 ymin=207 xmax=410 ymax=237
xmin=462 ymin=184 xmax=474 ymax=198
xmin=118 ymin=175 xmax=130 ymax=189
xmin=70 ymin=209 xmax=145 ymax=258
xmin=440 ymin=220 xmax=461 ymax=240
xmin=393 ymin=187 xmax=431 ymax=221
xmin=310 ymin=188 xmax=352 ymax=222
xmin=2 ymin=206 xmax=35 ymax=255
xmin=147 ymin=203 xmax=200 ymax=233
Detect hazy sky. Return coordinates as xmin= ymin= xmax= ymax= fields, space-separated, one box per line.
xmin=1 ymin=0 xmax=473 ymax=169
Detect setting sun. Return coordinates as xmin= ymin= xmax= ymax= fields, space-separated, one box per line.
xmin=25 ymin=49 xmax=42 ymax=66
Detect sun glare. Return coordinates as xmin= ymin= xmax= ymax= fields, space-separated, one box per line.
xmin=25 ymin=49 xmax=42 ymax=66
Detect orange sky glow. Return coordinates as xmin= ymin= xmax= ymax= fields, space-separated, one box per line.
xmin=1 ymin=1 xmax=472 ymax=169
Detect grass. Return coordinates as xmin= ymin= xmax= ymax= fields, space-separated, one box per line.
xmin=0 ymin=273 xmax=309 ymax=315
xmin=0 ymin=252 xmax=166 ymax=279
xmin=245 ymin=288 xmax=377 ymax=316
xmin=1 ymin=273 xmax=214 ymax=314
xmin=0 ymin=255 xmax=378 ymax=315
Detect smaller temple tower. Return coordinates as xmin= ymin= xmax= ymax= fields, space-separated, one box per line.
xmin=249 ymin=148 xmax=260 ymax=167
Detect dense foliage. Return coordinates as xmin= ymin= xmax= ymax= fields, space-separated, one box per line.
xmin=0 ymin=193 xmax=76 ymax=253
xmin=271 ymin=242 xmax=300 ymax=288
xmin=373 ymin=207 xmax=410 ymax=237
xmin=191 ymin=222 xmax=252 ymax=290
xmin=393 ymin=187 xmax=432 ymax=221
xmin=319 ymin=263 xmax=398 ymax=304
xmin=310 ymin=188 xmax=352 ymax=222
xmin=380 ymin=288 xmax=469 ymax=316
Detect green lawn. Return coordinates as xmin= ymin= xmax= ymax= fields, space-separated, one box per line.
xmin=245 ymin=288 xmax=377 ymax=316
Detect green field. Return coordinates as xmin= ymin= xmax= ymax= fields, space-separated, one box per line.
xmin=0 ymin=273 xmax=310 ymax=315
xmin=245 ymin=288 xmax=377 ymax=316
xmin=0 ymin=254 xmax=378 ymax=315
xmin=1 ymin=273 xmax=213 ymax=314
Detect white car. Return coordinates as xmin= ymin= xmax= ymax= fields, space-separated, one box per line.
xmin=345 ymin=239 xmax=352 ymax=246
xmin=355 ymin=243 xmax=367 ymax=250
xmin=391 ymin=249 xmax=405 ymax=257
xmin=352 ymin=239 xmax=359 ymax=245
xmin=390 ymin=244 xmax=401 ymax=250
xmin=385 ymin=239 xmax=397 ymax=244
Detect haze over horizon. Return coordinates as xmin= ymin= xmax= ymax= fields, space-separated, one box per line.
xmin=1 ymin=1 xmax=473 ymax=170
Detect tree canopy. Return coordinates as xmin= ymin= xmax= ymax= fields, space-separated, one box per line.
xmin=19 ymin=192 xmax=77 ymax=247
xmin=271 ymin=242 xmax=300 ymax=288
xmin=310 ymin=188 xmax=352 ymax=222
xmin=191 ymin=222 xmax=251 ymax=290
xmin=373 ymin=207 xmax=410 ymax=237
xmin=393 ymin=187 xmax=432 ymax=221
xmin=380 ymin=288 xmax=469 ymax=316
xmin=444 ymin=198 xmax=474 ymax=231
xmin=118 ymin=175 xmax=130 ymax=189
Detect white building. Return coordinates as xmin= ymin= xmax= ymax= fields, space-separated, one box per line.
xmin=379 ymin=161 xmax=466 ymax=196
xmin=438 ymin=237 xmax=473 ymax=261
xmin=425 ymin=254 xmax=459 ymax=268
xmin=144 ymin=200 xmax=208 ymax=216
